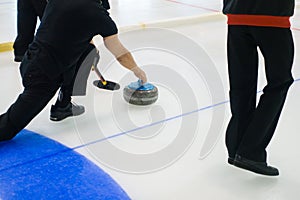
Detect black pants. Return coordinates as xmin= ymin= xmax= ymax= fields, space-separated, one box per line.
xmin=55 ymin=44 xmax=97 ymax=106
xmin=13 ymin=0 xmax=47 ymax=57
xmin=0 ymin=44 xmax=96 ymax=141
xmin=225 ymin=25 xmax=294 ymax=162
xmin=0 ymin=53 xmax=61 ymax=141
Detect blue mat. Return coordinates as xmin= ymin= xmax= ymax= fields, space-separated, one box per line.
xmin=0 ymin=130 xmax=130 ymax=200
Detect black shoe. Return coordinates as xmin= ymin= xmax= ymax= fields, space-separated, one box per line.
xmin=14 ymin=55 xmax=24 ymax=62
xmin=228 ymin=157 xmax=234 ymax=165
xmin=233 ymin=154 xmax=279 ymax=176
xmin=50 ymin=102 xmax=85 ymax=121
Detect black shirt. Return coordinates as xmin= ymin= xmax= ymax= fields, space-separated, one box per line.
xmin=101 ymin=0 xmax=110 ymax=10
xmin=223 ymin=0 xmax=294 ymax=16
xmin=30 ymin=0 xmax=118 ymax=78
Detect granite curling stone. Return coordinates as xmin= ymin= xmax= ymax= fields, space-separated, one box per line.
xmin=123 ymin=80 xmax=158 ymax=105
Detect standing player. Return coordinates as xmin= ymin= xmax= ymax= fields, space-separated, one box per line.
xmin=223 ymin=0 xmax=295 ymax=176
xmin=13 ymin=0 xmax=47 ymax=62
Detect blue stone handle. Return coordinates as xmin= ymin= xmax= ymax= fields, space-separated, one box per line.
xmin=128 ymin=80 xmax=155 ymax=91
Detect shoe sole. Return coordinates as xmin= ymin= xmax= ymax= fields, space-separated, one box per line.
xmin=50 ymin=111 xmax=84 ymax=122
xmin=234 ymin=160 xmax=279 ymax=176
xmin=50 ymin=114 xmax=72 ymax=121
xmin=228 ymin=157 xmax=234 ymax=165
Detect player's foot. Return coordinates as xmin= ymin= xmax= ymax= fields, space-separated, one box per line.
xmin=50 ymin=102 xmax=85 ymax=121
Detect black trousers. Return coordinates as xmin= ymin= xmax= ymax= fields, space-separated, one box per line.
xmin=13 ymin=0 xmax=47 ymax=57
xmin=0 ymin=44 xmax=96 ymax=141
xmin=0 ymin=53 xmax=61 ymax=141
xmin=225 ymin=25 xmax=294 ymax=162
xmin=53 ymin=44 xmax=96 ymax=108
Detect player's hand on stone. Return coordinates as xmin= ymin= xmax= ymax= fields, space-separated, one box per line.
xmin=131 ymin=67 xmax=147 ymax=84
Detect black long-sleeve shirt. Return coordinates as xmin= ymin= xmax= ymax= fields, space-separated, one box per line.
xmin=29 ymin=0 xmax=118 ymax=79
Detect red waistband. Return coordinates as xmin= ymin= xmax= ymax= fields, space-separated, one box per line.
xmin=227 ymin=14 xmax=291 ymax=28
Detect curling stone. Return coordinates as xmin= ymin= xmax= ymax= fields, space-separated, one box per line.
xmin=123 ymin=80 xmax=158 ymax=105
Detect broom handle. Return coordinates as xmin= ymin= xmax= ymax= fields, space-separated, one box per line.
xmin=92 ymin=57 xmax=107 ymax=85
